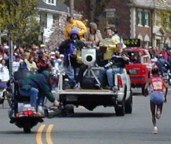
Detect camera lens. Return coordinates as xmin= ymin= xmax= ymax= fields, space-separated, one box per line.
xmin=86 ymin=55 xmax=93 ymax=62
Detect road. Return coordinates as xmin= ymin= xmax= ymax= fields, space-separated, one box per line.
xmin=0 ymin=88 xmax=171 ymax=144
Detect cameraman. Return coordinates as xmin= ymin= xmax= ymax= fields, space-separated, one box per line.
xmin=106 ymin=43 xmax=129 ymax=90
xmin=99 ymin=43 xmax=129 ymax=89
xmin=59 ymin=28 xmax=86 ymax=88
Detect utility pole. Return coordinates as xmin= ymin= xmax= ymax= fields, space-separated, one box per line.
xmin=69 ymin=0 xmax=74 ymax=16
xmin=0 ymin=30 xmax=1 ymax=44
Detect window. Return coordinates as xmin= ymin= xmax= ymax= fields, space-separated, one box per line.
xmin=47 ymin=0 xmax=56 ymax=5
xmin=144 ymin=12 xmax=150 ymax=26
xmin=48 ymin=0 xmax=54 ymax=3
xmin=105 ymin=9 xmax=117 ymax=26
xmin=156 ymin=39 xmax=161 ymax=47
xmin=137 ymin=10 xmax=142 ymax=26
xmin=40 ymin=13 xmax=47 ymax=28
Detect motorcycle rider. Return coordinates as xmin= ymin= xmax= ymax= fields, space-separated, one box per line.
xmin=18 ymin=70 xmax=60 ymax=115
xmin=155 ymin=54 xmax=170 ymax=76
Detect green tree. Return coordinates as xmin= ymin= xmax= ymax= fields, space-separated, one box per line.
xmin=156 ymin=9 xmax=171 ymax=31
xmin=0 ymin=0 xmax=40 ymax=46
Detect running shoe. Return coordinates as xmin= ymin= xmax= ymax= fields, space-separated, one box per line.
xmin=152 ymin=126 xmax=158 ymax=134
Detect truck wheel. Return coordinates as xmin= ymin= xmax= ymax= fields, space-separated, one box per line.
xmin=115 ymin=101 xmax=125 ymax=116
xmin=125 ymin=90 xmax=133 ymax=114
xmin=62 ymin=104 xmax=74 ymax=116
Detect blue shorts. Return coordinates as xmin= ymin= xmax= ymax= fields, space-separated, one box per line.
xmin=150 ymin=91 xmax=164 ymax=105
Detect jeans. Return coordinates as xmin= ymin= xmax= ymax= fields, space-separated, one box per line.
xmin=98 ymin=68 xmax=108 ymax=87
xmin=19 ymin=87 xmax=39 ymax=109
xmin=65 ymin=65 xmax=76 ymax=87
xmin=106 ymin=67 xmax=123 ymax=87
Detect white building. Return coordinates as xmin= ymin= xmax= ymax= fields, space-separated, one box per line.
xmin=37 ymin=0 xmax=69 ymax=43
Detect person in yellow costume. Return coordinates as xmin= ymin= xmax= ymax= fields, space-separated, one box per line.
xmin=99 ymin=27 xmax=120 ymax=66
xmin=64 ymin=15 xmax=88 ymax=40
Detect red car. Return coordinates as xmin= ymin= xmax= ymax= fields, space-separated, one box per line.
xmin=124 ymin=47 xmax=152 ymax=94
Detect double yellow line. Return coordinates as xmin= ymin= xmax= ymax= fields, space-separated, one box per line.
xmin=36 ymin=124 xmax=54 ymax=144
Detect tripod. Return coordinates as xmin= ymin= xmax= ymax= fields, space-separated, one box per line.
xmin=83 ymin=65 xmax=101 ymax=85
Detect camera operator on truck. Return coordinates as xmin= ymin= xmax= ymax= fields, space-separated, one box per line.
xmin=99 ymin=43 xmax=129 ymax=90
xmin=59 ymin=28 xmax=86 ymax=89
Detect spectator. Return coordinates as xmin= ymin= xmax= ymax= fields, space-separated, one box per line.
xmin=26 ymin=55 xmax=38 ymax=73
xmin=13 ymin=55 xmax=22 ymax=72
xmin=0 ymin=59 xmax=10 ymax=83
xmin=37 ymin=52 xmax=52 ymax=73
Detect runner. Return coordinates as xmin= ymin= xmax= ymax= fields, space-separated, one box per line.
xmin=144 ymin=66 xmax=168 ymax=134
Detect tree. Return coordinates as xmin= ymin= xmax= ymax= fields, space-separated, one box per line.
xmin=73 ymin=0 xmax=110 ymax=21
xmin=0 ymin=0 xmax=40 ymax=46
xmin=46 ymin=14 xmax=67 ymax=50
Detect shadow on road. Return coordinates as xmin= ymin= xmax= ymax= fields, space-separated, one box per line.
xmin=47 ymin=112 xmax=117 ymax=118
xmin=66 ymin=112 xmax=115 ymax=118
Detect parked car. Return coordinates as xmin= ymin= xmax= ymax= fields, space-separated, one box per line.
xmin=124 ymin=47 xmax=152 ymax=95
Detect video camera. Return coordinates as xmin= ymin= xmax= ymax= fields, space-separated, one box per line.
xmin=81 ymin=48 xmax=96 ymax=66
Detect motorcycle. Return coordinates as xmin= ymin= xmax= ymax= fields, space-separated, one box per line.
xmin=9 ymin=94 xmax=44 ymax=133
xmin=8 ymin=70 xmax=44 ymax=133
xmin=162 ymin=69 xmax=171 ymax=85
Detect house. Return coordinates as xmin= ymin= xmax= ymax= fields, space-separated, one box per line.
xmin=131 ymin=0 xmax=171 ymax=48
xmin=37 ymin=0 xmax=69 ymax=43
xmin=73 ymin=0 xmax=171 ymax=49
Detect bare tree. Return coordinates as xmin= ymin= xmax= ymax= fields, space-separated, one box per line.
xmin=46 ymin=14 xmax=67 ymax=50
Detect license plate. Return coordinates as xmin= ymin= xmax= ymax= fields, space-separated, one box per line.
xmin=66 ymin=95 xmax=77 ymax=101
xmin=129 ymin=69 xmax=136 ymax=74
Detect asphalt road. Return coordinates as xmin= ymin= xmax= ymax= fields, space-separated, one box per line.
xmin=0 ymin=88 xmax=171 ymax=144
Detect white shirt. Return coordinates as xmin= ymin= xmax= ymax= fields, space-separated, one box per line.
xmin=0 ymin=64 xmax=10 ymax=82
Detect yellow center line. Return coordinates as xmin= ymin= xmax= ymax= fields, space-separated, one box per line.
xmin=36 ymin=124 xmax=46 ymax=144
xmin=46 ymin=124 xmax=54 ymax=144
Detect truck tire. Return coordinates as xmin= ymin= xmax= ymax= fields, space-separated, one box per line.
xmin=125 ymin=90 xmax=133 ymax=114
xmin=62 ymin=104 xmax=74 ymax=116
xmin=115 ymin=101 xmax=125 ymax=116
